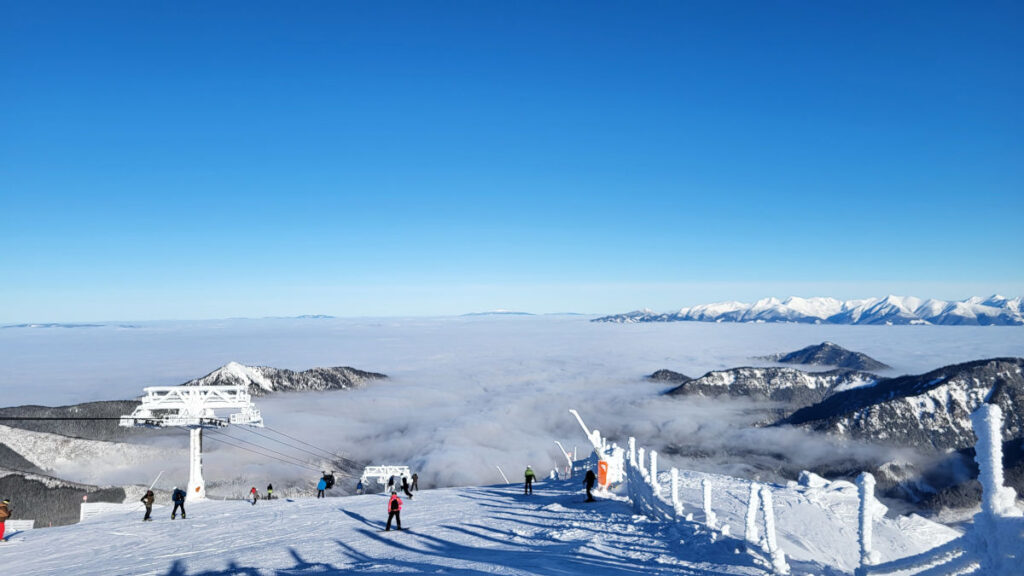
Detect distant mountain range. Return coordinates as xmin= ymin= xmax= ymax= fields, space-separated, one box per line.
xmin=595 ymin=295 xmax=1024 ymax=326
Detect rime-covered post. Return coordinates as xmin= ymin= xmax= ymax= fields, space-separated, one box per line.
xmin=637 ymin=447 xmax=646 ymax=479
xmin=970 ymin=404 xmax=1022 ymax=576
xmin=670 ymin=467 xmax=682 ymax=516
xmin=759 ymin=485 xmax=789 ymax=575
xmin=702 ymin=478 xmax=717 ymax=529
xmin=745 ymin=482 xmax=761 ymax=549
xmin=650 ymin=450 xmax=660 ymax=495
xmin=856 ymin=472 xmax=879 ymax=571
xmin=628 ymin=437 xmax=636 ymax=468
xmin=972 ymin=404 xmax=1020 ymax=518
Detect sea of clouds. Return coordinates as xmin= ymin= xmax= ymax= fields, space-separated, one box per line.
xmin=2 ymin=316 xmax=1023 ymax=492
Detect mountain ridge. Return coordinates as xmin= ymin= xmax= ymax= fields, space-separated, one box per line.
xmin=595 ymin=295 xmax=1024 ymax=326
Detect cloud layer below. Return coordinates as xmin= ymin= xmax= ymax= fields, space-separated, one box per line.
xmin=3 ymin=316 xmax=1023 ymax=491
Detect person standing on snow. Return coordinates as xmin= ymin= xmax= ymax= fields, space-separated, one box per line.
xmin=250 ymin=486 xmax=259 ymax=505
xmin=386 ymin=490 xmax=403 ymax=531
xmin=387 ymin=475 xmax=395 ymax=491
xmin=141 ymin=490 xmax=155 ymax=521
xmin=411 ymin=473 xmax=419 ymax=491
xmin=266 ymin=483 xmax=273 ymax=500
xmin=401 ymin=476 xmax=413 ymax=498
xmin=584 ymin=469 xmax=597 ymax=502
xmin=317 ymin=477 xmax=327 ymax=498
xmin=524 ymin=466 xmax=536 ymax=495
xmin=171 ymin=487 xmax=187 ymax=519
xmin=356 ymin=480 xmax=364 ymax=495
xmin=0 ymin=498 xmax=11 ymax=541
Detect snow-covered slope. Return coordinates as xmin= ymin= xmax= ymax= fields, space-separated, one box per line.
xmin=784 ymin=358 xmax=1024 ymax=452
xmin=666 ymin=366 xmax=878 ymax=411
xmin=0 ymin=424 xmax=181 ymax=485
xmin=184 ymin=361 xmax=387 ymax=396
xmin=595 ymin=295 xmax=1024 ymax=326
xmin=1 ymin=477 xmax=958 ymax=575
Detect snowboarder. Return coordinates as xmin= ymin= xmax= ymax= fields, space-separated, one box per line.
xmin=266 ymin=483 xmax=273 ymax=500
xmin=584 ymin=469 xmax=597 ymax=502
xmin=387 ymin=475 xmax=395 ymax=491
xmin=171 ymin=487 xmax=186 ymax=519
xmin=401 ymin=476 xmax=413 ymax=498
xmin=411 ymin=473 xmax=419 ymax=491
xmin=524 ymin=466 xmax=536 ymax=495
xmin=0 ymin=498 xmax=10 ymax=541
xmin=356 ymin=480 xmax=364 ymax=495
xmin=141 ymin=490 xmax=155 ymax=521
xmin=317 ymin=477 xmax=327 ymax=498
xmin=386 ymin=490 xmax=402 ymax=531
xmin=250 ymin=486 xmax=258 ymax=505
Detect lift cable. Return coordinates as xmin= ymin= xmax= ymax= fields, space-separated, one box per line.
xmin=261 ymin=425 xmax=361 ymax=467
xmin=201 ymin=429 xmax=323 ymax=473
xmin=202 ymin=428 xmax=319 ymax=471
xmin=232 ymin=425 xmax=342 ymax=463
xmin=201 ymin=430 xmax=321 ymax=471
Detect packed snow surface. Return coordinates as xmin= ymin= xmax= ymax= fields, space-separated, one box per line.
xmin=1 ymin=476 xmax=959 ymax=575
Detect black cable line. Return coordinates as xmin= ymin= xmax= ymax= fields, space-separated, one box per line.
xmin=203 ymin=428 xmax=319 ymax=471
xmin=202 ymin=432 xmax=322 ymax=473
xmin=233 ymin=425 xmax=340 ymax=462
xmin=0 ymin=417 xmax=124 ymax=421
xmin=262 ymin=425 xmax=361 ymax=466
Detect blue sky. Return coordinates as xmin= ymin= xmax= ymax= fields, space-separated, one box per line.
xmin=2 ymin=1 xmax=1022 ymax=321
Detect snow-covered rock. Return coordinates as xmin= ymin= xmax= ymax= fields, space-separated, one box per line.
xmin=183 ymin=361 xmax=386 ymax=396
xmin=784 ymin=358 xmax=1024 ymax=452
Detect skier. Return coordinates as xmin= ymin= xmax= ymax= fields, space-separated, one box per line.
xmin=266 ymin=483 xmax=273 ymax=500
xmin=356 ymin=480 xmax=364 ymax=495
xmin=411 ymin=473 xmax=419 ymax=491
xmin=524 ymin=465 xmax=536 ymax=495
xmin=401 ymin=476 xmax=413 ymax=498
xmin=250 ymin=486 xmax=258 ymax=505
xmin=316 ymin=477 xmax=327 ymax=498
xmin=385 ymin=490 xmax=403 ymax=531
xmin=171 ymin=487 xmax=186 ymax=519
xmin=387 ymin=475 xmax=395 ymax=491
xmin=0 ymin=498 xmax=10 ymax=542
xmin=584 ymin=469 xmax=597 ymax=502
xmin=141 ymin=490 xmax=155 ymax=521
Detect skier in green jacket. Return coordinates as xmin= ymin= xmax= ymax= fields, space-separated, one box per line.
xmin=524 ymin=466 xmax=536 ymax=495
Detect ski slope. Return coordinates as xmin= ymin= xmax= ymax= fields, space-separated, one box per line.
xmin=2 ymin=476 xmax=958 ymax=575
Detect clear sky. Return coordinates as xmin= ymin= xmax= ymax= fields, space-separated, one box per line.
xmin=2 ymin=1 xmax=1022 ymax=322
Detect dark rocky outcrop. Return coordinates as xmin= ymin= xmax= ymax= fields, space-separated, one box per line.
xmin=763 ymin=342 xmax=890 ymax=371
xmin=647 ymin=369 xmax=692 ymax=384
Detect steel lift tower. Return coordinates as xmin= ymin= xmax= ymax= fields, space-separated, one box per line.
xmin=120 ymin=385 xmax=263 ymax=499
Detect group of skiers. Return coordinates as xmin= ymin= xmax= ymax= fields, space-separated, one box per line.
xmin=1 ymin=462 xmax=600 ymax=540
xmin=249 ymin=484 xmax=273 ymax=505
xmin=316 ymin=472 xmax=336 ymax=498
xmin=524 ymin=465 xmax=598 ymax=502
xmin=386 ymin=474 xmax=417 ymax=498
xmin=136 ymin=487 xmax=188 ymax=521
xmin=124 ymin=465 xmax=597 ymax=529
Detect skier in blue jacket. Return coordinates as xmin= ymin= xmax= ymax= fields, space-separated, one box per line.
xmin=316 ymin=477 xmax=327 ymax=498
xmin=171 ymin=487 xmax=187 ymax=519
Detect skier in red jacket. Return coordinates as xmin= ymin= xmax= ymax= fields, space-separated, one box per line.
xmin=386 ymin=491 xmax=403 ymax=531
